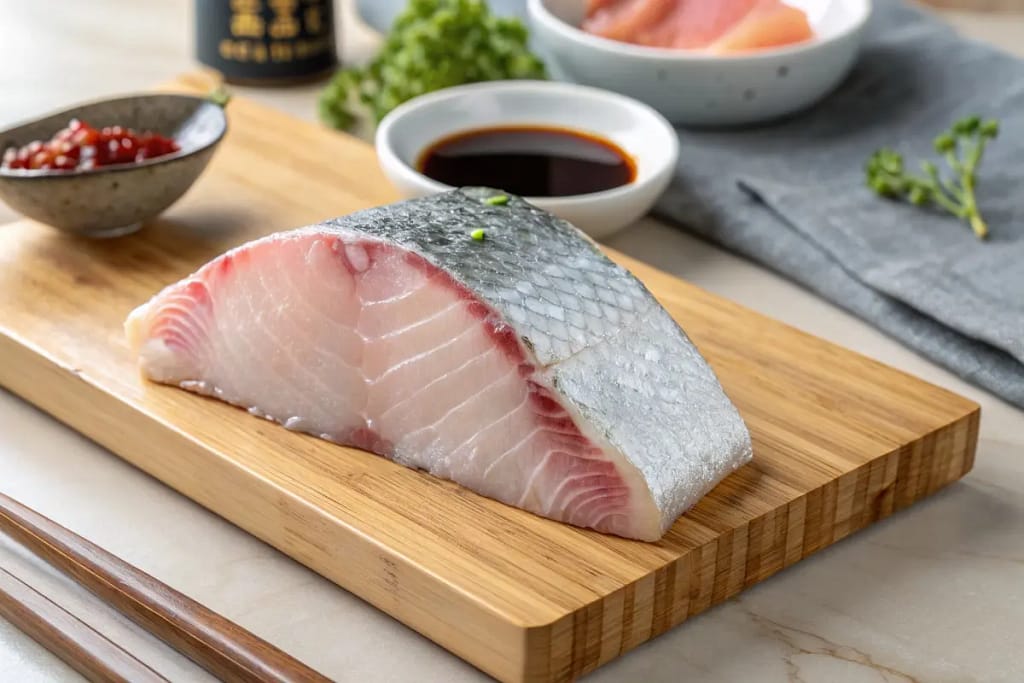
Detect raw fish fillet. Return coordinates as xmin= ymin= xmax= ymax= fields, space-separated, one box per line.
xmin=126 ymin=189 xmax=752 ymax=541
xmin=583 ymin=0 xmax=677 ymax=43
xmin=583 ymin=0 xmax=812 ymax=52
xmin=708 ymin=0 xmax=813 ymax=53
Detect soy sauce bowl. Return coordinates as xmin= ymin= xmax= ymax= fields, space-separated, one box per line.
xmin=375 ymin=80 xmax=679 ymax=239
xmin=0 ymin=94 xmax=227 ymax=238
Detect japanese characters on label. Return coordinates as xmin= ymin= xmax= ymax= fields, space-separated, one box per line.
xmin=214 ymin=0 xmax=333 ymax=67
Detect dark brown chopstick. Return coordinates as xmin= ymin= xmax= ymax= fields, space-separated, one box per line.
xmin=0 ymin=566 xmax=168 ymax=683
xmin=0 ymin=492 xmax=331 ymax=683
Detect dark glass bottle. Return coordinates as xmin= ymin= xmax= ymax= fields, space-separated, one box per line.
xmin=196 ymin=0 xmax=338 ymax=86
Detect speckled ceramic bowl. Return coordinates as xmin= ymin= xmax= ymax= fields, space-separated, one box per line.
xmin=529 ymin=0 xmax=871 ymax=126
xmin=0 ymin=94 xmax=226 ymax=238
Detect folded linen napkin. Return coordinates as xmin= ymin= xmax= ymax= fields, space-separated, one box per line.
xmin=655 ymin=0 xmax=1024 ymax=408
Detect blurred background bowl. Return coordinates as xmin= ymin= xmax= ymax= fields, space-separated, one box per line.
xmin=0 ymin=94 xmax=225 ymax=238
xmin=528 ymin=0 xmax=872 ymax=126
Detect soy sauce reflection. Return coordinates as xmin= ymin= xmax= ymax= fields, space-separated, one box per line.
xmin=418 ymin=126 xmax=636 ymax=197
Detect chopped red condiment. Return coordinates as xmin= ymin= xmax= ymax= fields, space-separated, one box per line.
xmin=1 ymin=119 xmax=180 ymax=172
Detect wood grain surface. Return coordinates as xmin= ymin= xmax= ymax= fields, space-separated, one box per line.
xmin=0 ymin=73 xmax=979 ymax=682
xmin=0 ymin=492 xmax=331 ymax=683
xmin=0 ymin=568 xmax=167 ymax=683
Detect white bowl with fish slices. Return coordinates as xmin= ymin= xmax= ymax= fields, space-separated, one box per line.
xmin=375 ymin=80 xmax=679 ymax=239
xmin=528 ymin=0 xmax=872 ymax=126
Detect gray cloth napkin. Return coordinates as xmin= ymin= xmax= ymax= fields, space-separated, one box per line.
xmin=654 ymin=0 xmax=1024 ymax=408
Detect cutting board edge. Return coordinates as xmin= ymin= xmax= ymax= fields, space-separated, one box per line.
xmin=0 ymin=327 xmax=980 ymax=683
xmin=524 ymin=405 xmax=979 ymax=681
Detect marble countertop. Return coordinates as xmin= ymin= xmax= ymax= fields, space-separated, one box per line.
xmin=1 ymin=2 xmax=1022 ymax=681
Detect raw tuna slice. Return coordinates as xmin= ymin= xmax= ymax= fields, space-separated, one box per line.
xmin=126 ymin=189 xmax=752 ymax=541
xmin=627 ymin=0 xmax=761 ymax=49
xmin=583 ymin=0 xmax=812 ymax=52
xmin=583 ymin=0 xmax=677 ymax=43
xmin=708 ymin=0 xmax=813 ymax=53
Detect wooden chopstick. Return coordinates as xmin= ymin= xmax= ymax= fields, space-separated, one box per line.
xmin=0 ymin=492 xmax=331 ymax=683
xmin=0 ymin=566 xmax=168 ymax=683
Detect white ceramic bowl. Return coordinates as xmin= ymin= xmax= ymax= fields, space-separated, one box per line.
xmin=528 ymin=0 xmax=872 ymax=126
xmin=375 ymin=80 xmax=679 ymax=239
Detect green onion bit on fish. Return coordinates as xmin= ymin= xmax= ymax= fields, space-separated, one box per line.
xmin=865 ymin=115 xmax=1000 ymax=240
xmin=471 ymin=228 xmax=486 ymax=241
xmin=484 ymin=194 xmax=509 ymax=206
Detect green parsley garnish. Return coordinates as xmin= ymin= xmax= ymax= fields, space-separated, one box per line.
xmin=866 ymin=115 xmax=1000 ymax=240
xmin=318 ymin=0 xmax=547 ymax=131
xmin=207 ymin=86 xmax=232 ymax=108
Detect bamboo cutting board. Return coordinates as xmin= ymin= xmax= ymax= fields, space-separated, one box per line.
xmin=0 ymin=74 xmax=979 ymax=682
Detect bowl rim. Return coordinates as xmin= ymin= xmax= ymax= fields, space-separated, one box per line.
xmin=527 ymin=0 xmax=873 ymax=62
xmin=0 ymin=93 xmax=228 ymax=180
xmin=375 ymin=79 xmax=680 ymax=207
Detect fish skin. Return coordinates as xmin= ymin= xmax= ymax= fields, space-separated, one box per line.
xmin=321 ymin=187 xmax=655 ymax=367
xmin=127 ymin=188 xmax=752 ymax=540
xmin=319 ymin=188 xmax=753 ymax=533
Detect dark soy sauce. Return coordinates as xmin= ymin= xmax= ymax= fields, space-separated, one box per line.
xmin=418 ymin=126 xmax=636 ymax=197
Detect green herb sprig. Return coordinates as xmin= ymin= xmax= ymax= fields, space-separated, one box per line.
xmin=318 ymin=0 xmax=547 ymax=131
xmin=866 ymin=115 xmax=1000 ymax=240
